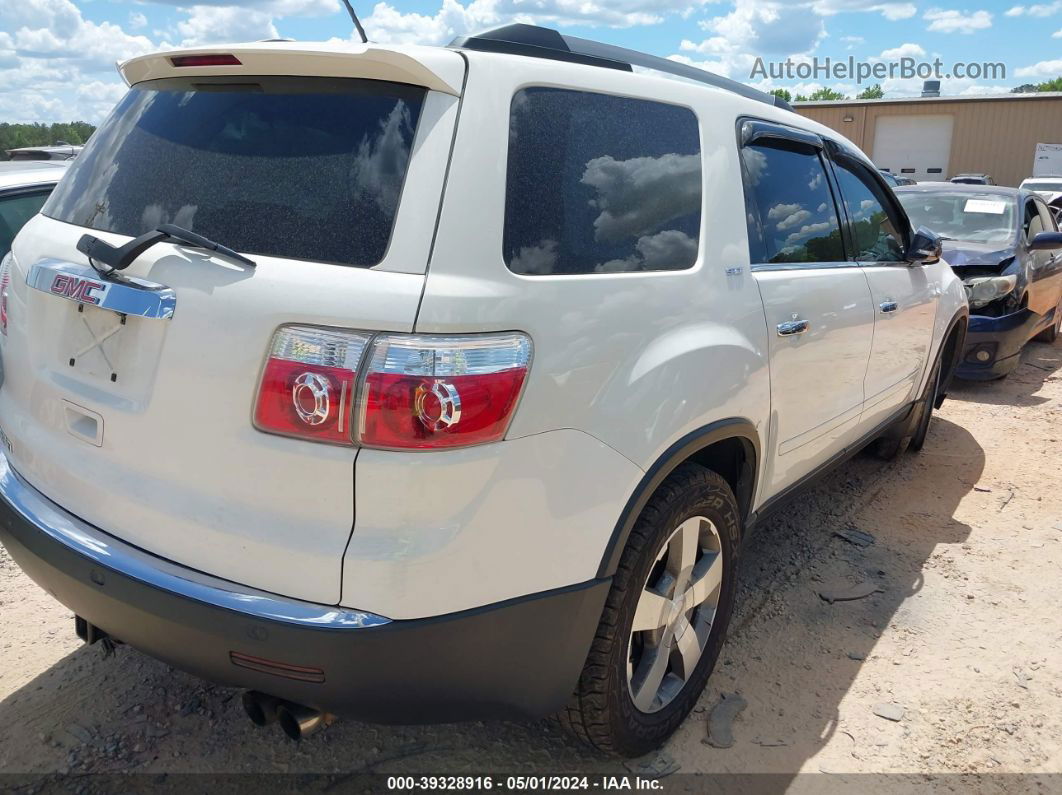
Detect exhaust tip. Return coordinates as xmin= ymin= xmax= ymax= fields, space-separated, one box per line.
xmin=276 ymin=702 xmax=333 ymax=741
xmin=241 ymin=691 xmax=279 ymax=727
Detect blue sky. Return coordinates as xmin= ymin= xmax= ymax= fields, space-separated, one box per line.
xmin=1 ymin=0 xmax=1059 ymax=123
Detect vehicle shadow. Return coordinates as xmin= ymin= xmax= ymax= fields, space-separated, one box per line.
xmin=947 ymin=339 xmax=1062 ymax=408
xmin=682 ymin=414 xmax=982 ymax=781
xmin=0 ymin=418 xmax=984 ymax=783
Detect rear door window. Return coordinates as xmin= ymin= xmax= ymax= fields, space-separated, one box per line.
xmin=0 ymin=189 xmax=52 ymax=256
xmin=504 ymin=88 xmax=701 ymax=275
xmin=43 ymin=77 xmax=426 ymax=268
xmin=741 ymin=143 xmax=845 ymax=264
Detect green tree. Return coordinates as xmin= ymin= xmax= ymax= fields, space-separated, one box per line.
xmin=1011 ymin=83 xmax=1039 ymax=93
xmin=857 ymin=83 xmax=884 ymax=99
xmin=1033 ymin=76 xmax=1062 ymax=92
xmin=794 ymin=94 xmax=809 ymax=102
xmin=807 ymin=87 xmax=847 ymax=101
xmin=0 ymin=122 xmax=96 ymax=158
xmin=769 ymin=88 xmax=792 ymax=102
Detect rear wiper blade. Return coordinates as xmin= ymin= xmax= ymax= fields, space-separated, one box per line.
xmin=157 ymin=224 xmax=256 ymax=268
xmin=76 ymin=224 xmax=256 ymax=275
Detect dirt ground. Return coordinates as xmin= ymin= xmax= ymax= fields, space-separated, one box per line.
xmin=1 ymin=338 xmax=1061 ymax=788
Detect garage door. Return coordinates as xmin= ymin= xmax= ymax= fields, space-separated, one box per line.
xmin=872 ymin=115 xmax=953 ymax=183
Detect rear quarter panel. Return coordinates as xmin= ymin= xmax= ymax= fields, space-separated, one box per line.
xmin=418 ymin=56 xmax=773 ymax=504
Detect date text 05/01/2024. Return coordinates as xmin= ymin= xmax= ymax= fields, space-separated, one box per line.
xmin=385 ymin=776 xmax=665 ymax=791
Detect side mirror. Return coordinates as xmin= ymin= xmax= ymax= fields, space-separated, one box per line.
xmin=906 ymin=226 xmax=942 ymax=264
xmin=1028 ymin=231 xmax=1062 ymax=251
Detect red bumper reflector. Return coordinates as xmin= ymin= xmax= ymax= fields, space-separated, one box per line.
xmin=229 ymin=651 xmax=325 ymax=683
xmin=171 ymin=54 xmax=242 ymax=67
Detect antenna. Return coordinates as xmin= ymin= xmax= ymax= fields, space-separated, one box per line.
xmin=340 ymin=0 xmax=368 ymax=43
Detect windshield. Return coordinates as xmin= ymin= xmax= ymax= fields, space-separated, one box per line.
xmin=1022 ymin=181 xmax=1062 ymax=192
xmin=897 ymin=191 xmax=1016 ymax=245
xmin=43 ymin=76 xmax=425 ymax=268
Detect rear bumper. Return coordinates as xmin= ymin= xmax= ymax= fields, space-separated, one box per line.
xmin=0 ymin=452 xmax=607 ymax=722
xmin=955 ymin=308 xmax=1041 ymax=380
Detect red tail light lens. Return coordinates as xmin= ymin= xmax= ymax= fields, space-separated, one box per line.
xmin=170 ymin=54 xmax=242 ymax=67
xmin=254 ymin=325 xmax=370 ymax=446
xmin=358 ymin=333 xmax=532 ymax=450
xmin=0 ymin=252 xmax=13 ymax=336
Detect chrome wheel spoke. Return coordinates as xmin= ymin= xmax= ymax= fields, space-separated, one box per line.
xmin=631 ymin=588 xmax=671 ymax=632
xmin=631 ymin=640 xmax=671 ymax=712
xmin=672 ymin=617 xmax=701 ymax=679
xmin=685 ymin=551 xmax=723 ymax=607
xmin=666 ymin=517 xmax=701 ymax=582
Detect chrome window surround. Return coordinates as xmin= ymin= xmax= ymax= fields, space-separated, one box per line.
xmin=0 ymin=451 xmax=390 ymax=628
xmin=750 ymin=261 xmax=862 ymax=272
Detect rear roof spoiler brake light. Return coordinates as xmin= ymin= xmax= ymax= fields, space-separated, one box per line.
xmin=119 ymin=45 xmax=464 ymax=95
xmin=170 ymin=54 xmax=242 ymax=68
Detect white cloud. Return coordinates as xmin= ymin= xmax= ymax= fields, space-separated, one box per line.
xmin=177 ymin=6 xmax=279 ymax=46
xmin=1053 ymin=27 xmax=1062 ymax=35
xmin=877 ymin=42 xmax=926 ymax=58
xmin=676 ymin=0 xmax=826 ymax=80
xmin=923 ymin=8 xmax=993 ymax=33
xmin=128 ymin=12 xmax=148 ymax=30
xmin=840 ymin=34 xmax=864 ymax=49
xmin=358 ymin=0 xmax=712 ymax=45
xmin=813 ymin=0 xmax=917 ymax=19
xmin=149 ymin=0 xmax=339 ymax=16
xmin=1015 ymin=58 xmax=1062 ymax=77
xmin=1004 ymin=1 xmax=1061 ymax=15
xmin=879 ymin=4 xmax=917 ymax=19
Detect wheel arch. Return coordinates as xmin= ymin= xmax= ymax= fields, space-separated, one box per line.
xmin=596 ymin=418 xmax=760 ymax=578
xmin=935 ymin=307 xmax=968 ymax=407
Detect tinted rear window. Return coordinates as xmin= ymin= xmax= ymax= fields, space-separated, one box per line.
xmin=44 ymin=76 xmax=425 ymax=268
xmin=504 ymin=88 xmax=701 ymax=275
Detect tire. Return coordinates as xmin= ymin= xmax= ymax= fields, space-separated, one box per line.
xmin=908 ymin=355 xmax=941 ymax=452
xmin=556 ymin=463 xmax=740 ymax=757
xmin=872 ymin=347 xmax=942 ymax=459
xmin=870 ymin=423 xmax=911 ymax=461
xmin=1035 ymin=298 xmax=1061 ymax=344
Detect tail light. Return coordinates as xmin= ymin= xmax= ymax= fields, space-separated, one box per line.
xmin=357 ymin=333 xmax=532 ymax=450
xmin=253 ymin=325 xmax=370 ymax=446
xmin=0 ymin=252 xmax=13 ymax=336
xmin=253 ymin=328 xmax=532 ymax=450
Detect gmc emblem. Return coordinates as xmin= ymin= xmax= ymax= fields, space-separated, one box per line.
xmin=51 ymin=274 xmax=104 ymax=306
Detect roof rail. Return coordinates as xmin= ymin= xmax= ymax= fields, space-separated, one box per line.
xmin=448 ymin=23 xmax=793 ymax=112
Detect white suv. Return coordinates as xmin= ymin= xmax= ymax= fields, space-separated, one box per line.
xmin=0 ymin=25 xmax=967 ymax=755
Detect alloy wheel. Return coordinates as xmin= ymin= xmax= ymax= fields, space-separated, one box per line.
xmin=626 ymin=516 xmax=724 ymax=713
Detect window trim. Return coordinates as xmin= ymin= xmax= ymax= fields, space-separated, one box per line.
xmin=736 ymin=116 xmax=852 ymax=272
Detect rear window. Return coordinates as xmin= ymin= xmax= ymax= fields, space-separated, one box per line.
xmin=44 ymin=76 xmax=425 ymax=268
xmin=504 ymin=88 xmax=701 ymax=275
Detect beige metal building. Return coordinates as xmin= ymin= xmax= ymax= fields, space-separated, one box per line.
xmin=794 ymin=92 xmax=1062 ymax=187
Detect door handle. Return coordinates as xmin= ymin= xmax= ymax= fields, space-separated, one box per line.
xmin=777 ymin=318 xmax=809 ymax=336
xmin=880 ymin=300 xmax=899 ymax=313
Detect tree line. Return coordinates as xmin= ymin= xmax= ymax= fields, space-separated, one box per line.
xmin=0 ymin=122 xmax=96 ymax=158
xmin=768 ymin=75 xmax=1062 ymax=103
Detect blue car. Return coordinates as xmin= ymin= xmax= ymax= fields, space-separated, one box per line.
xmin=896 ymin=183 xmax=1062 ymax=380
